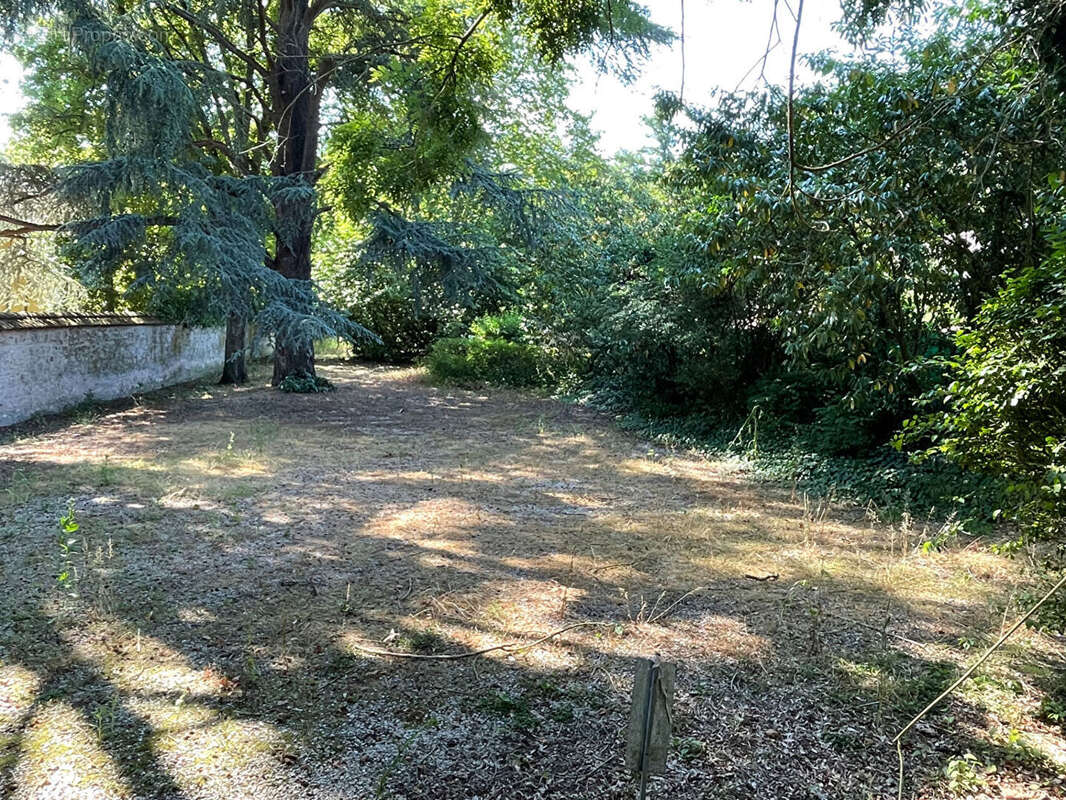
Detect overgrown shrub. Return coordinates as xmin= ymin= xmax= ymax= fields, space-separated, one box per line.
xmin=903 ymin=206 xmax=1066 ymax=620
xmin=345 ymin=290 xmax=458 ymax=363
xmin=317 ymin=260 xmax=479 ymax=363
xmin=580 ymin=277 xmax=779 ymax=419
xmin=427 ymin=337 xmax=547 ymax=387
xmin=278 ymin=373 xmax=335 ymax=393
xmin=469 ymin=311 xmax=524 ymax=342
xmin=426 ymin=312 xmax=555 ymax=387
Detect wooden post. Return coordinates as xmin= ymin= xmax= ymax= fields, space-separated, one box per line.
xmin=626 ymin=656 xmax=675 ymax=799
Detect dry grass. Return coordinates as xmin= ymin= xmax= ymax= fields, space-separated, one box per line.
xmin=1 ymin=362 xmax=1065 ymax=799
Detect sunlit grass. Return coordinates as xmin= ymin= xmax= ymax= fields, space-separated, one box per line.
xmin=16 ymin=702 xmax=128 ymax=798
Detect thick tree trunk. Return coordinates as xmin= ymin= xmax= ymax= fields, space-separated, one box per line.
xmin=220 ymin=313 xmax=248 ymax=385
xmin=268 ymin=0 xmax=322 ymax=385
xmin=271 ymin=337 xmax=315 ymax=383
xmin=271 ymin=209 xmax=316 ymax=383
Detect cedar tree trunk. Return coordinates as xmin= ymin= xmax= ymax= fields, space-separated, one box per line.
xmin=220 ymin=312 xmax=248 ymax=384
xmin=269 ymin=0 xmax=323 ymax=384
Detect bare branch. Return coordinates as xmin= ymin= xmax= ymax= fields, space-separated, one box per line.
xmin=785 ymin=0 xmax=809 ymax=226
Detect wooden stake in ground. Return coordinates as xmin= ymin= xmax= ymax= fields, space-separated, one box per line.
xmin=626 ymin=657 xmax=675 ymax=799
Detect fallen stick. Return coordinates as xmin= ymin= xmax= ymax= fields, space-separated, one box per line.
xmin=892 ymin=572 xmax=1066 ymax=800
xmin=591 ymin=560 xmax=642 ymax=573
xmin=647 ymin=586 xmax=708 ymax=623
xmin=349 ymin=621 xmax=610 ymax=660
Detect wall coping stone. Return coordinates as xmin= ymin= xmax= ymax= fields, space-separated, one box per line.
xmin=0 ymin=312 xmax=167 ymax=331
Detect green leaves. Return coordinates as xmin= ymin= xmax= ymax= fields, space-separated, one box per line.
xmin=426 ymin=312 xmax=555 ymax=388
xmin=59 ymin=501 xmax=79 ymax=535
xmin=648 ymin=10 xmax=1063 ymax=443
xmin=910 ymin=206 xmax=1066 ymax=548
xmin=5 ymin=0 xmax=665 ymax=374
xmin=486 ymin=0 xmax=670 ymax=72
xmin=57 ymin=500 xmax=79 ymax=593
xmin=277 ymin=372 xmax=335 ymax=393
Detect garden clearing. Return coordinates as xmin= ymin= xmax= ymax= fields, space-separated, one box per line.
xmin=1 ymin=363 xmax=1065 ymax=800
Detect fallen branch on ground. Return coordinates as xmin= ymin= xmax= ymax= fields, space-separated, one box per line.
xmin=894 ymin=571 xmax=1066 ymax=744
xmin=647 ymin=586 xmax=708 ymax=623
xmin=590 ymin=559 xmax=642 ymax=573
xmin=349 ymin=621 xmax=611 ymax=660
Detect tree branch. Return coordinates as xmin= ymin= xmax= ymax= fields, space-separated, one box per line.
xmin=435 ymin=8 xmax=491 ymax=100
xmin=348 ymin=621 xmax=609 ymax=661
xmin=0 ymin=212 xmax=180 ymax=239
xmin=306 ymin=0 xmax=393 ymax=26
xmin=793 ymin=27 xmax=1028 ymax=175
xmin=785 ymin=0 xmax=808 ymax=225
xmin=163 ymin=4 xmax=270 ymax=78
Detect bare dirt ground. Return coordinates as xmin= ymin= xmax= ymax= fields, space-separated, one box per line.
xmin=1 ymin=362 xmax=1065 ymax=800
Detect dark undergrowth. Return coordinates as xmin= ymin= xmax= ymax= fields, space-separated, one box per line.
xmin=568 ymin=392 xmax=1011 ymax=537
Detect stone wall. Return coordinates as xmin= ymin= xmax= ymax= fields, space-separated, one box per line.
xmin=0 ymin=319 xmax=224 ymax=427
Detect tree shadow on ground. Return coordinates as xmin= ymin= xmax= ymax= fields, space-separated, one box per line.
xmin=1 ymin=363 xmax=1064 ymax=799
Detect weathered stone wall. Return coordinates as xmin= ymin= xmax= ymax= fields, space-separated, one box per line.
xmin=0 ymin=322 xmax=224 ymax=427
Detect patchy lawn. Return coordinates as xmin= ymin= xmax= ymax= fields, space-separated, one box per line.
xmin=1 ymin=362 xmax=1064 ymax=800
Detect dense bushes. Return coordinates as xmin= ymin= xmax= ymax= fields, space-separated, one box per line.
xmin=427 ymin=337 xmax=547 ymax=387
xmin=579 ymin=276 xmax=780 ymax=419
xmin=909 ymin=202 xmax=1066 ymax=554
xmin=344 ymin=289 xmax=452 ymax=363
xmin=318 ymin=259 xmax=478 ymax=362
xmin=278 ymin=372 xmax=335 ymax=393
xmin=426 ymin=313 xmax=554 ymax=388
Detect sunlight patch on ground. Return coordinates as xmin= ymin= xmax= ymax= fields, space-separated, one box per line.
xmin=366 ymin=498 xmax=495 ymax=540
xmin=12 ymin=701 xmax=127 ymax=799
xmin=65 ymin=620 xmax=230 ymax=701
xmin=149 ymin=715 xmax=288 ymax=797
xmin=0 ymin=664 xmax=39 ymax=728
xmin=630 ymin=614 xmax=775 ymax=666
